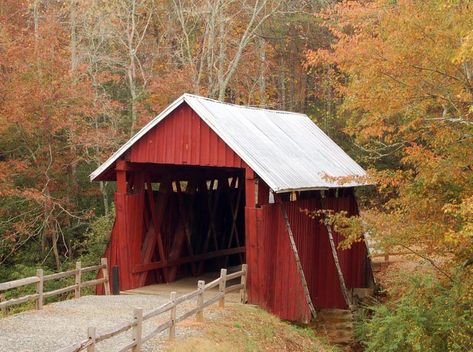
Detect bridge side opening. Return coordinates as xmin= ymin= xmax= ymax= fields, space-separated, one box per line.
xmin=104 ymin=163 xmax=246 ymax=291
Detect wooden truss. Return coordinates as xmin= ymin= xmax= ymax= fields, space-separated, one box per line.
xmin=128 ymin=166 xmax=245 ymax=285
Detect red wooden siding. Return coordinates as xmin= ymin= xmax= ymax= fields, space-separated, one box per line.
xmin=287 ymin=197 xmax=367 ymax=309
xmin=246 ymin=203 xmax=312 ymax=322
xmin=98 ymin=104 xmax=253 ymax=293
xmin=129 ymin=103 xmax=246 ymax=169
xmin=114 ymin=192 xmax=145 ymax=291
xmin=96 ymin=192 xmax=145 ymax=293
xmin=97 ymin=101 xmax=370 ymax=323
xmin=246 ymin=196 xmax=368 ymax=320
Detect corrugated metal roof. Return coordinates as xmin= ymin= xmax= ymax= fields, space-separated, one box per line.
xmin=90 ymin=93 xmax=367 ymax=192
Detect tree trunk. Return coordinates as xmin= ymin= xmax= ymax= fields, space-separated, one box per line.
xmin=128 ymin=66 xmax=137 ymax=135
xmin=33 ymin=0 xmax=40 ymax=49
xmin=52 ymin=231 xmax=61 ymax=271
xmin=258 ymin=36 xmax=266 ymax=107
xmin=279 ymin=56 xmax=286 ymax=109
xmin=128 ymin=0 xmax=138 ymax=136
xmin=69 ymin=0 xmax=79 ymax=206
xmin=215 ymin=4 xmax=226 ymax=100
xmin=100 ymin=181 xmax=109 ymax=216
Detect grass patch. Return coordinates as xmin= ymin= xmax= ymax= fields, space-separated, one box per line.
xmin=165 ymin=304 xmax=337 ymax=352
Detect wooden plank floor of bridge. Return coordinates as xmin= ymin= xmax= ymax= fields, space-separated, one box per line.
xmin=123 ymin=270 xmax=242 ymax=303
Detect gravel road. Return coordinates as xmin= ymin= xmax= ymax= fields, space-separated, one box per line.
xmin=0 ymin=294 xmax=224 ymax=352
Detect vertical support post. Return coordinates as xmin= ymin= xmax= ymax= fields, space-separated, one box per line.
xmin=101 ymin=258 xmax=111 ymax=295
xmin=0 ymin=294 xmax=5 ymax=314
xmin=245 ymin=169 xmax=256 ymax=208
xmin=116 ymin=160 xmax=128 ymax=194
xmin=254 ymin=178 xmax=259 ymax=206
xmin=219 ymin=269 xmax=227 ymax=308
xmin=75 ymin=261 xmax=81 ymax=299
xmin=169 ymin=291 xmax=177 ymax=340
xmin=196 ymin=280 xmax=205 ymax=322
xmin=132 ymin=308 xmax=143 ymax=352
xmin=87 ymin=327 xmax=96 ymax=352
xmin=112 ymin=266 xmax=120 ymax=295
xmin=36 ymin=269 xmax=44 ymax=310
xmin=384 ymin=252 xmax=389 ymax=262
xmin=240 ymin=264 xmax=248 ymax=304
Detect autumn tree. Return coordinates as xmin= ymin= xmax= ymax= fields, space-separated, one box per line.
xmin=148 ymin=0 xmax=286 ymax=102
xmin=308 ymin=0 xmax=473 ymax=269
xmin=0 ymin=1 xmax=104 ymax=270
xmin=307 ymin=0 xmax=473 ymax=349
xmin=0 ymin=0 xmax=342 ymax=277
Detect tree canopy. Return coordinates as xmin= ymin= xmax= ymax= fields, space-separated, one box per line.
xmin=0 ymin=0 xmax=472 ymax=349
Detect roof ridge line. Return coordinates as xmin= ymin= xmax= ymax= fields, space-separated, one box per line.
xmin=183 ymin=93 xmax=307 ymax=116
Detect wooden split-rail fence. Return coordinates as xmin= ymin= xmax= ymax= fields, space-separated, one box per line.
xmin=57 ymin=264 xmax=248 ymax=352
xmin=0 ymin=258 xmax=110 ymax=312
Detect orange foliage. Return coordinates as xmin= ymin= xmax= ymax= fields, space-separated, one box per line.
xmin=307 ymin=0 xmax=473 ymax=271
xmin=0 ymin=2 xmax=105 ymax=267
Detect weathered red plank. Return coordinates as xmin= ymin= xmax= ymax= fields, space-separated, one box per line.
xmin=244 ymin=194 xmax=368 ymax=321
xmin=98 ymin=101 xmax=370 ymax=324
xmin=130 ymin=105 xmax=245 ymax=168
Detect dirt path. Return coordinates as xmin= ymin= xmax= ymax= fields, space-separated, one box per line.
xmin=0 ymin=270 xmax=243 ymax=352
xmin=0 ymin=291 xmax=237 ymax=351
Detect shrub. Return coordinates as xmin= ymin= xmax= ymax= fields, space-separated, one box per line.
xmin=74 ymin=206 xmax=115 ymax=266
xmin=356 ymin=271 xmax=473 ymax=352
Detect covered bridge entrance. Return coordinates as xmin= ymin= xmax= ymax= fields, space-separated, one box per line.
xmin=91 ymin=94 xmax=371 ymax=323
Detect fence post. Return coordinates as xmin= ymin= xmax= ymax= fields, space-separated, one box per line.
xmin=87 ymin=327 xmax=96 ymax=352
xmin=196 ymin=280 xmax=205 ymax=322
xmin=112 ymin=266 xmax=120 ymax=295
xmin=0 ymin=294 xmax=5 ymax=314
xmin=240 ymin=264 xmax=247 ymax=304
xmin=75 ymin=261 xmax=81 ymax=299
xmin=219 ymin=269 xmax=227 ymax=308
xmin=132 ymin=308 xmax=143 ymax=352
xmin=169 ymin=291 xmax=177 ymax=340
xmin=101 ymin=258 xmax=111 ymax=295
xmin=36 ymin=269 xmax=43 ymax=310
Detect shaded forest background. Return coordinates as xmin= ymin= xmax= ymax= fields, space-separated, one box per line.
xmin=0 ymin=1 xmax=472 ymax=350
xmin=0 ymin=0 xmax=335 ymax=272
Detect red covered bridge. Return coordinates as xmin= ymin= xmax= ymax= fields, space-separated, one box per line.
xmin=91 ymin=94 xmax=372 ymax=323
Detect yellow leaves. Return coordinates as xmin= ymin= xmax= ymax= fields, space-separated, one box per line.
xmin=320 ymin=172 xmax=373 ymax=187
xmin=367 ymin=168 xmax=408 ymax=191
xmin=441 ymin=197 xmax=473 ymax=263
xmin=305 ymin=48 xmax=333 ymax=67
xmin=311 ymin=4 xmax=473 ymax=266
xmin=329 ymin=211 xmax=365 ymax=249
xmin=309 ymin=0 xmax=472 ymax=138
xmin=443 ymin=196 xmax=473 ymax=234
xmin=402 ymin=144 xmax=437 ymax=167
xmin=300 ymin=207 xmax=364 ymax=249
xmin=453 ymin=30 xmax=473 ymax=64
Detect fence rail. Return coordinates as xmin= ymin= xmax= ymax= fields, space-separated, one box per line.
xmin=0 ymin=258 xmax=110 ymax=311
xmin=370 ymin=251 xmax=412 ymax=262
xmin=57 ymin=264 xmax=248 ymax=352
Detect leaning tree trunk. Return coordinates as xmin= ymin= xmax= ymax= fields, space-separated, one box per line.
xmin=280 ymin=202 xmax=317 ymax=320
